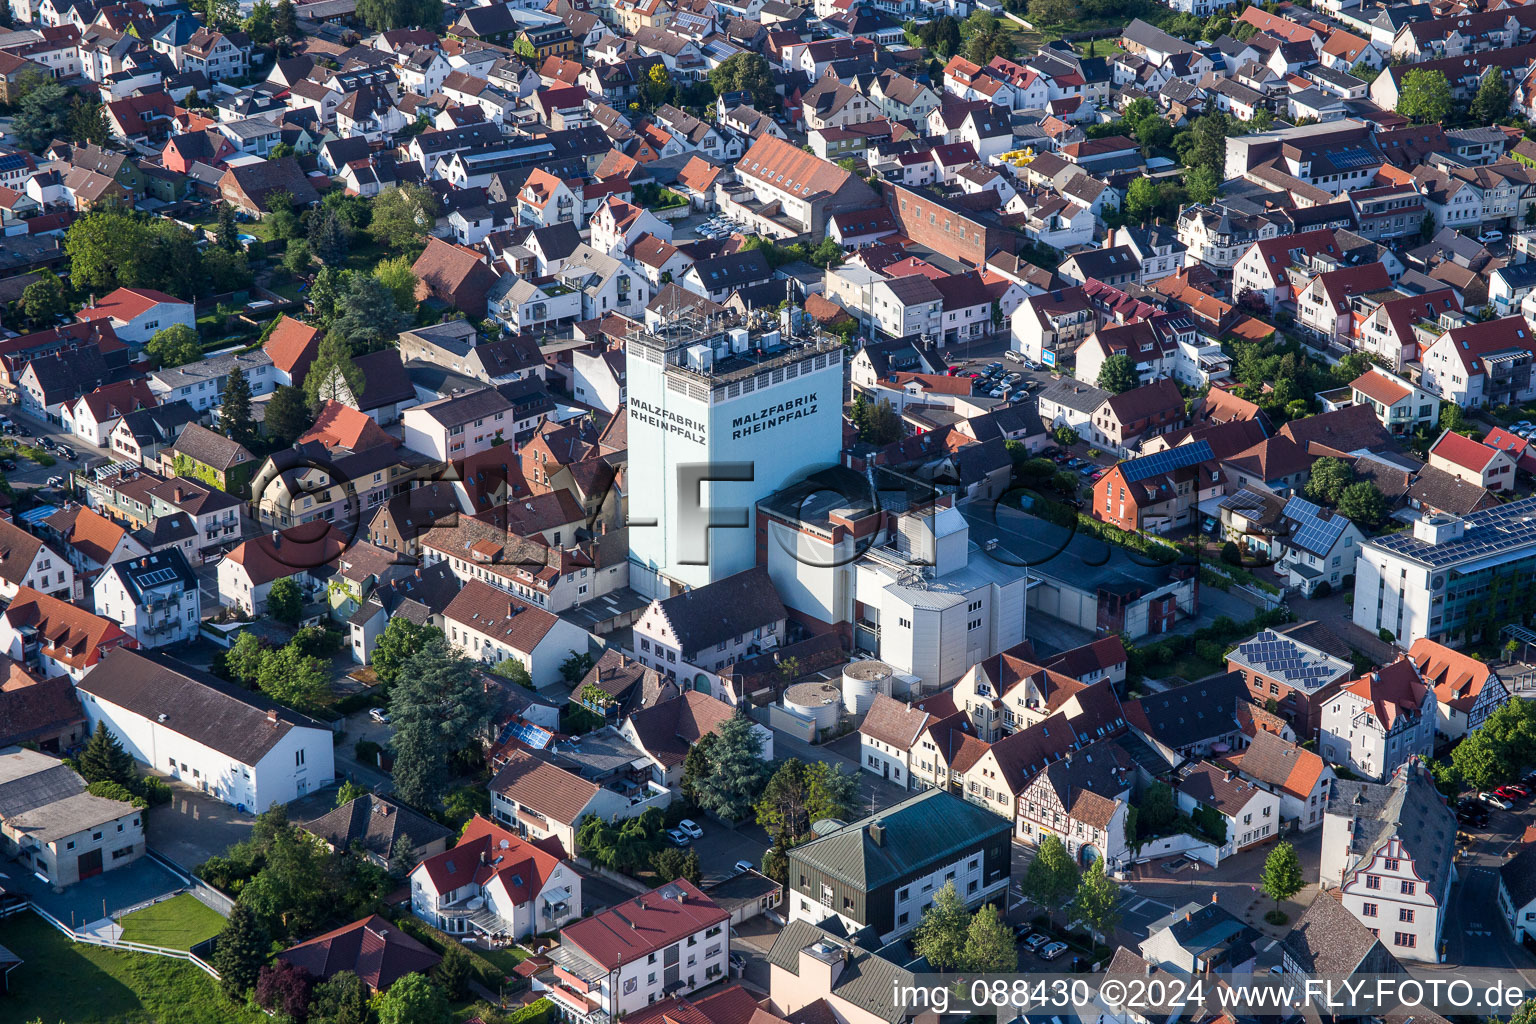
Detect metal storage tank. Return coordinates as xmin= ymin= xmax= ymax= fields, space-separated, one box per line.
xmin=842 ymin=660 xmax=894 ymax=715
xmin=782 ymin=681 xmax=842 ymax=732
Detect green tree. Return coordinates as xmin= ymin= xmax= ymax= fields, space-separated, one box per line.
xmin=282 ymin=239 xmax=313 ymax=278
xmin=651 ymin=845 xmax=703 ymax=886
xmin=1450 ymin=697 xmax=1536 ymax=790
xmin=1069 ymin=860 xmax=1121 ymax=941
xmin=1020 ymin=833 xmax=1079 ymax=914
xmin=19 ymin=270 xmax=69 ymax=327
xmin=331 ymin=273 xmax=404 ymax=352
xmin=212 ymin=901 xmax=269 ymax=998
xmin=77 ymin=721 xmax=135 ymax=785
xmin=310 ymin=208 xmax=350 ymax=265
xmin=1027 ymin=0 xmax=1076 ymax=25
xmin=1259 ymin=841 xmax=1304 ymax=919
xmin=273 ymin=0 xmax=298 ymax=35
xmin=310 ymin=971 xmax=371 ymax=1024
xmin=1349 ymin=60 xmax=1380 ymax=83
xmin=219 ymin=364 xmax=257 ymax=450
xmin=267 ymin=576 xmax=304 ymax=624
xmin=693 ymin=711 xmax=768 ymax=822
xmin=375 ymin=973 xmax=450 ymax=1024
xmin=810 ymin=237 xmax=844 ymax=269
xmin=335 ymin=779 xmax=371 ymax=807
xmin=434 ymin=942 xmax=473 ymax=1002
xmin=754 ymin=758 xmax=813 ymax=839
xmin=1124 ymin=177 xmax=1158 ymax=223
xmin=1185 ymin=164 xmax=1221 ymax=205
xmin=258 ymin=645 xmax=330 ymax=710
xmin=853 ymin=395 xmax=903 ymax=445
xmin=962 ymin=902 xmax=1017 ymax=972
xmin=680 ymin=732 xmax=717 ymax=806
xmin=762 ymin=833 xmax=789 ymax=884
xmin=374 ymin=254 xmax=419 ymax=312
xmin=1054 ymin=425 xmax=1079 ymax=447
xmin=646 ymin=63 xmax=672 ymax=106
xmin=227 ymin=631 xmax=269 ymax=686
xmin=708 ymin=52 xmax=776 ymax=108
xmin=492 ymin=657 xmax=533 ymax=688
xmin=1305 ymin=456 xmax=1355 ymax=505
xmin=1138 ymin=782 xmax=1178 ymax=834
xmin=203 ymin=246 xmax=253 ymax=294
xmin=265 ymin=385 xmax=311 ymax=445
xmin=67 ymin=94 xmax=110 ymax=146
xmin=513 ymin=35 xmax=538 ymax=59
xmin=1336 ymin=481 xmax=1387 ymax=527
xmin=559 ymin=650 xmax=594 ymax=684
xmin=12 ymin=80 xmax=70 ymax=151
xmin=146 ymin=324 xmax=203 ymax=368
xmin=369 ymin=183 xmax=438 ymax=252
xmin=1398 ymin=68 xmax=1453 ymax=125
xmin=1096 ymin=354 xmax=1140 ymax=394
xmin=390 ymin=637 xmax=493 ymax=810
xmin=372 ymin=617 xmax=445 ymax=687
xmin=217 ymin=201 xmax=241 ymax=252
xmin=244 ymin=0 xmax=276 ymax=41
xmin=960 ymin=10 xmax=1012 ymax=64
xmin=304 ymin=331 xmax=367 ymax=409
xmin=805 ymin=762 xmax=859 ymax=825
xmin=1470 ymin=67 xmax=1511 ymax=124
xmin=911 ymin=880 xmax=969 ymax=971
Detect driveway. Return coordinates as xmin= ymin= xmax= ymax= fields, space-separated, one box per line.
xmin=147 ymin=777 xmax=256 ymax=871
xmin=0 ymin=856 xmax=186 ymax=929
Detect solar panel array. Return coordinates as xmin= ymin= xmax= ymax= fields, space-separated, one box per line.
xmin=1330 ymin=146 xmax=1377 ymax=170
xmin=497 ymin=719 xmax=553 ymax=750
xmin=134 ymin=567 xmax=181 ymax=587
xmin=1234 ymin=629 xmax=1341 ymax=690
xmin=1374 ymin=495 xmax=1536 ymax=567
xmin=1283 ymin=496 xmax=1347 ymax=556
xmin=1121 ymin=440 xmax=1215 ymax=483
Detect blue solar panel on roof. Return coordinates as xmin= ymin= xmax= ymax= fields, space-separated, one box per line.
xmin=1121 ymin=440 xmax=1215 ymax=483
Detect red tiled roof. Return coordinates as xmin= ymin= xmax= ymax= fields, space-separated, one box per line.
xmin=262 ymin=315 xmax=322 ymax=378
xmin=1409 ymin=638 xmax=1497 ymax=714
xmin=1350 ymin=369 xmax=1410 ymax=407
xmin=300 ymin=400 xmax=398 ymax=452
xmin=414 ymin=814 xmax=567 ymax=899
xmin=76 ymin=287 xmax=187 ymax=324
xmin=277 ymin=914 xmax=440 ymax=993
xmin=1 ymin=587 xmax=131 ymax=671
xmin=561 ymin=879 xmax=727 ymax=969
xmin=1430 ymin=429 xmax=1500 ymax=474
xmin=1341 ymin=659 xmax=1428 ymax=729
xmin=226 ymin=521 xmax=350 ymax=587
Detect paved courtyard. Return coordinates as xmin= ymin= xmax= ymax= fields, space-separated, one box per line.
xmin=1 ymin=856 xmax=185 ymax=930
xmin=147 ymin=778 xmax=256 ymax=871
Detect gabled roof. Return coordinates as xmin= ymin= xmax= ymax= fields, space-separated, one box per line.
xmin=225 ymin=521 xmax=350 ymax=587
xmin=262 ymin=315 xmax=322 ymax=380
xmin=1336 ymin=659 xmax=1429 ymax=729
xmin=649 ymin=566 xmax=784 ymax=655
xmin=622 ymin=691 xmax=736 ymax=768
xmin=76 ymin=287 xmax=187 ymax=324
xmin=1430 ymin=429 xmax=1502 ymax=474
xmin=1222 ymin=729 xmax=1325 ymax=799
xmin=78 ymin=648 xmax=327 ymax=765
xmin=1408 ymin=637 xmax=1500 ymax=714
xmin=561 ymin=879 xmax=727 ymax=970
xmin=410 ymin=813 xmax=564 ymax=899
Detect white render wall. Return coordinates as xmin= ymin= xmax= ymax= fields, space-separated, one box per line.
xmin=92 ymin=573 xmax=202 ymax=649
xmin=78 ymin=690 xmax=334 ymax=811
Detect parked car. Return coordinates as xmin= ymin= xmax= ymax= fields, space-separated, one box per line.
xmin=38 ymin=436 xmax=55 ymax=450
xmin=57 ymin=446 xmax=77 ymax=461
xmin=1039 ymin=942 xmax=1069 ymax=961
xmin=990 ymin=387 xmax=1007 ymax=398
xmin=666 ymin=828 xmax=691 ymax=847
xmin=984 ymin=362 xmax=1003 ymax=374
xmin=734 ymin=859 xmax=756 ymax=874
xmin=45 ymin=475 xmax=63 ymax=488
xmin=0 ymin=460 xmax=14 ymax=472
xmin=1039 ymin=446 xmax=1061 ymax=458
xmin=1004 ymin=350 xmax=1027 ymax=364
xmin=1480 ymin=792 xmax=1513 ymax=810
xmin=1479 ymin=230 xmax=1504 ymax=245
xmin=369 ymin=708 xmax=390 ymax=724
xmin=678 ymin=819 xmax=704 ymax=839
xmin=1494 ymin=784 xmax=1528 ymax=800
xmin=1022 ymin=932 xmax=1052 ymax=951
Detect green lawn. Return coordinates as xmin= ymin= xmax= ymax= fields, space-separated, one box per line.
xmin=481 ymin=945 xmax=531 ymax=978
xmin=2 ymin=911 xmax=265 ymax=1024
xmin=117 ymin=894 xmax=228 ymax=950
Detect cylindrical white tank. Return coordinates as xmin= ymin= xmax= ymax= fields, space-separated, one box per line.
xmin=782 ymin=681 xmax=842 ymax=732
xmin=842 ymin=661 xmax=894 ymax=715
